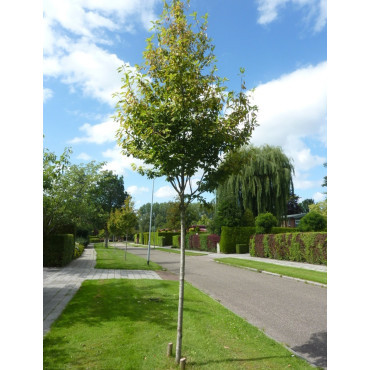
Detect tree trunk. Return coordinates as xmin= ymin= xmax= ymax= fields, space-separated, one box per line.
xmin=104 ymin=227 xmax=109 ymax=248
xmin=175 ymin=200 xmax=186 ymax=363
xmin=125 ymin=234 xmax=128 ymax=260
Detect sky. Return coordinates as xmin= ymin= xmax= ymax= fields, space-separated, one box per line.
xmin=43 ymin=0 xmax=327 ymax=209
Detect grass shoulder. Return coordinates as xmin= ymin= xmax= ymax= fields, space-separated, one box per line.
xmin=44 ymin=279 xmax=314 ymax=369
xmin=214 ymin=258 xmax=326 ymax=285
xmin=156 ymin=247 xmax=207 ymax=256
xmin=94 ymin=243 xmax=164 ymax=270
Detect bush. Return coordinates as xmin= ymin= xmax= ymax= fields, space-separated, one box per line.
xmin=89 ymin=236 xmax=101 ymax=243
xmin=250 ymin=232 xmax=327 ymax=264
xmin=43 ymin=234 xmax=75 ymax=267
xmin=271 ymin=227 xmax=300 ymax=234
xmin=242 ymin=208 xmax=255 ymax=227
xmin=220 ymin=226 xmax=256 ymax=254
xmin=298 ymin=212 xmax=327 ymax=232
xmin=255 ymin=212 xmax=278 ymax=234
xmin=76 ymin=237 xmax=89 ymax=246
xmin=236 ymin=244 xmax=248 ymax=254
xmin=73 ymin=243 xmax=85 ymax=259
xmin=172 ymin=235 xmax=180 ymax=248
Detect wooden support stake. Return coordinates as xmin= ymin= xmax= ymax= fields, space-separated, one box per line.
xmin=180 ymin=357 xmax=186 ymax=369
xmin=167 ymin=342 xmax=173 ymax=357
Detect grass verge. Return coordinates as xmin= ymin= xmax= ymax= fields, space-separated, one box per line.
xmin=215 ymin=258 xmax=327 ymax=285
xmin=94 ymin=243 xmax=164 ymax=270
xmin=156 ymin=247 xmax=207 ymax=256
xmin=44 ymin=279 xmax=314 ymax=369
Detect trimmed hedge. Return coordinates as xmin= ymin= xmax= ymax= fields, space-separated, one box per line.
xmin=43 ymin=234 xmax=75 ymax=267
xmin=172 ymin=235 xmax=180 ymax=248
xmin=250 ymin=232 xmax=327 ymax=265
xmin=236 ymin=244 xmax=248 ymax=254
xmin=207 ymin=234 xmax=220 ymax=252
xmin=89 ymin=236 xmax=101 ymax=243
xmin=219 ymin=226 xmax=256 ymax=254
xmin=271 ymin=227 xmax=300 ymax=234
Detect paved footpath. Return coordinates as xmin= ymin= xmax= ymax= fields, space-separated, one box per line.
xmin=43 ymin=245 xmax=161 ymax=336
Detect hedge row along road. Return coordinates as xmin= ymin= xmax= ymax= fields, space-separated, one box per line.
xmin=121 ymin=244 xmax=327 ymax=368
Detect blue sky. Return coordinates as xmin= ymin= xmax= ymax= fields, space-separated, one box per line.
xmin=43 ymin=0 xmax=327 ymax=208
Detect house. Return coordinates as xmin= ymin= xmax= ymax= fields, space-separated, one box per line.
xmin=281 ymin=213 xmax=307 ymax=228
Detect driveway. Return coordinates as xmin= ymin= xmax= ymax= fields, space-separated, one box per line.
xmin=124 ymin=246 xmax=327 ymax=368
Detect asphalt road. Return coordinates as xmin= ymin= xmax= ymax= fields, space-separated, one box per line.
xmin=125 ymin=246 xmax=327 ymax=368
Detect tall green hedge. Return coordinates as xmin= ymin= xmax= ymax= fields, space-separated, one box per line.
xmin=219 ymin=226 xmax=256 ymax=254
xmin=43 ymin=234 xmax=75 ymax=267
xmin=250 ymin=232 xmax=327 ymax=265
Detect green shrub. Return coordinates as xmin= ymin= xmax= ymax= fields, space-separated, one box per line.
xmin=255 ymin=212 xmax=277 ymax=234
xmin=298 ymin=212 xmax=327 ymax=232
xmin=236 ymin=244 xmax=248 ymax=253
xmin=172 ymin=235 xmax=180 ymax=248
xmin=76 ymin=237 xmax=89 ymax=246
xmin=73 ymin=243 xmax=85 ymax=259
xmin=43 ymin=234 xmax=75 ymax=267
xmin=242 ymin=208 xmax=255 ymax=227
xmin=220 ymin=226 xmax=256 ymax=254
xmin=89 ymin=236 xmax=101 ymax=243
xmin=271 ymin=227 xmax=300 ymax=234
xmin=250 ymin=232 xmax=327 ymax=264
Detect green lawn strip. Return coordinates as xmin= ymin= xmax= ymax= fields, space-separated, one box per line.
xmin=94 ymin=243 xmax=163 ymax=270
xmin=215 ymin=258 xmax=327 ymax=285
xmin=156 ymin=247 xmax=207 ymax=256
xmin=44 ymin=279 xmax=313 ymax=369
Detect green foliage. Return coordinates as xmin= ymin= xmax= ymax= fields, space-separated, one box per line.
xmin=214 ymin=145 xmax=294 ymax=220
xmin=299 ymin=198 xmax=314 ymax=213
xmin=172 ymin=235 xmax=180 ymax=248
xmin=43 ymin=234 xmax=75 ymax=267
xmin=308 ymin=199 xmax=327 ymax=218
xmin=270 ymin=227 xmax=299 ymax=234
xmin=220 ymin=226 xmax=256 ymax=254
xmin=236 ymin=244 xmax=248 ymax=254
xmin=242 ymin=208 xmax=255 ymax=227
xmin=255 ymin=212 xmax=278 ymax=234
xmin=250 ymin=232 xmax=327 ymax=265
xmin=89 ymin=237 xmax=101 ymax=243
xmin=73 ymin=243 xmax=85 ymax=259
xmin=286 ymin=192 xmax=303 ymax=215
xmin=298 ymin=211 xmax=327 ymax=232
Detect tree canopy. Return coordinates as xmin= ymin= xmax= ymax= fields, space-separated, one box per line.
xmin=113 ymin=0 xmax=258 ymax=362
xmin=215 ymin=145 xmax=294 ymax=220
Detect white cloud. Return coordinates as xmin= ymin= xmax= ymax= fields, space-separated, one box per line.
xmin=256 ymin=0 xmax=326 ymax=32
xmin=76 ymin=152 xmax=92 ymax=160
xmin=154 ymin=185 xmax=178 ymax=199
xmin=127 ymin=185 xmax=149 ymax=195
xmin=250 ymin=61 xmax=326 ymax=180
xmin=312 ymin=191 xmax=325 ymax=202
xmin=43 ymin=0 xmax=160 ymax=106
xmin=43 ymin=88 xmax=53 ymax=102
xmin=101 ymin=145 xmax=146 ymax=175
xmin=69 ymin=118 xmax=118 ymax=144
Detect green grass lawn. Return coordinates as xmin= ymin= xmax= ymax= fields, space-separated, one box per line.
xmin=156 ymin=247 xmax=207 ymax=256
xmin=44 ymin=279 xmax=314 ymax=369
xmin=215 ymin=258 xmax=327 ymax=285
xmin=94 ymin=243 xmax=164 ymax=270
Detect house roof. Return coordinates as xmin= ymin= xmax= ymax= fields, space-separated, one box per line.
xmin=286 ymin=213 xmax=307 ymax=219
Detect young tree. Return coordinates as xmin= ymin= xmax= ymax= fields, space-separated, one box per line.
xmin=118 ymin=196 xmax=138 ymax=259
xmin=88 ymin=171 xmax=128 ymax=248
xmin=114 ymin=0 xmax=257 ymax=362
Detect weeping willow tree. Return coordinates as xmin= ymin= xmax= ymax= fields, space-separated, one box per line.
xmin=216 ymin=145 xmax=294 ymax=220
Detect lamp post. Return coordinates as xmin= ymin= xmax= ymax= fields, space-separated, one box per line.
xmin=147 ymin=178 xmax=155 ymax=265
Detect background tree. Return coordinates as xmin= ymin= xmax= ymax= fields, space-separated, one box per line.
xmin=287 ymin=192 xmax=303 ymax=215
xmin=309 ymin=199 xmax=327 ymax=218
xmin=215 ymin=145 xmax=294 ymax=221
xmin=117 ymin=196 xmax=138 ymax=259
xmin=299 ymin=198 xmax=314 ymax=213
xmin=113 ymin=0 xmax=257 ymax=362
xmin=88 ymin=171 xmax=128 ymax=248
xmin=43 ymin=146 xmax=104 ymax=236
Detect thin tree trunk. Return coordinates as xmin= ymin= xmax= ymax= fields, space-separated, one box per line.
xmin=175 ymin=200 xmax=186 ymax=363
xmin=104 ymin=227 xmax=109 ymax=248
xmin=125 ymin=234 xmax=128 ymax=260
